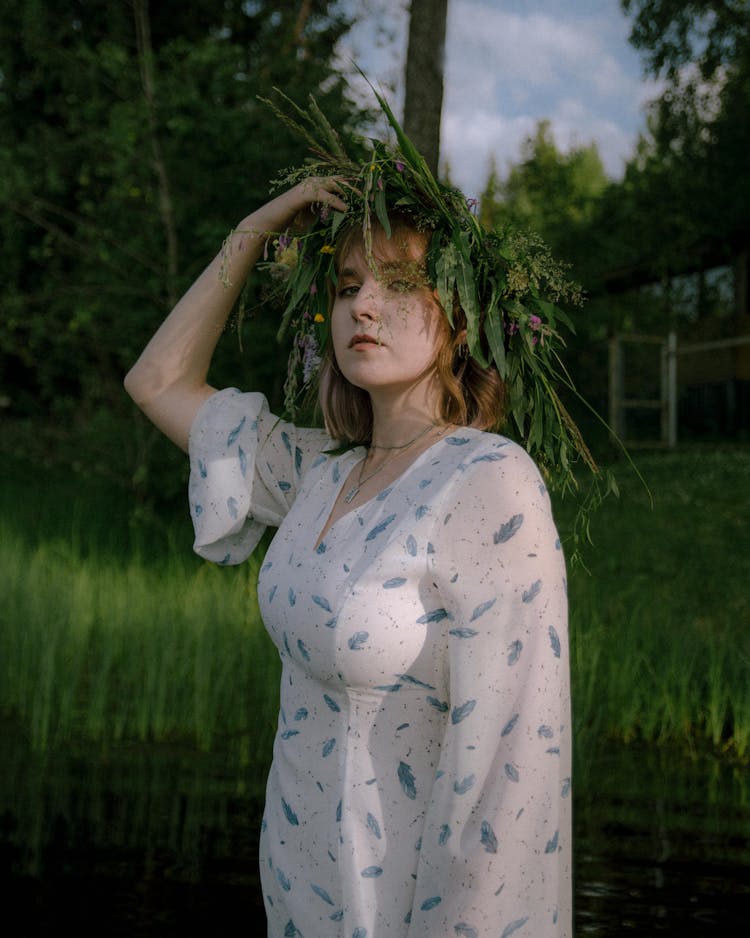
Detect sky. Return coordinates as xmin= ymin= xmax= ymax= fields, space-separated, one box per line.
xmin=337 ymin=0 xmax=664 ymax=197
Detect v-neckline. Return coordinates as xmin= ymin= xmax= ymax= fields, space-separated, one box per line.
xmin=312 ymin=434 xmax=454 ymax=552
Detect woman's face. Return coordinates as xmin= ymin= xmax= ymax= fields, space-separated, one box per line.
xmin=330 ymin=237 xmax=445 ymax=402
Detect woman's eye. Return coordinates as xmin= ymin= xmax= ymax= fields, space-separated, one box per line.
xmin=388 ymin=279 xmax=416 ymax=293
xmin=338 ymin=284 xmax=359 ymax=297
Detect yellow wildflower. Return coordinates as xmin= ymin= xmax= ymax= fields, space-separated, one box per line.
xmin=314 ymin=313 xmax=325 ymax=324
xmin=320 ymin=244 xmax=335 ymax=255
xmin=276 ymin=246 xmax=299 ymax=268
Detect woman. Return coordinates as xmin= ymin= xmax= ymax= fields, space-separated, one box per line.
xmin=125 ymin=102 xmax=575 ymax=938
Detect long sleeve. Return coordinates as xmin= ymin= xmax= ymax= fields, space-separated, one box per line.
xmin=187 ymin=388 xmax=331 ymax=564
xmin=407 ymin=442 xmax=572 ymax=937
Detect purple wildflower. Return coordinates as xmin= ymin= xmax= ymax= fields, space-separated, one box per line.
xmin=529 ymin=314 xmax=542 ymax=330
xmin=300 ymin=334 xmax=322 ymax=383
xmin=278 ymin=233 xmax=291 ymax=249
xmin=395 ymin=160 xmax=405 ymax=172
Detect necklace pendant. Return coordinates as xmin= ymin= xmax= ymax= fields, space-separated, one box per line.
xmin=344 ymin=485 xmax=359 ymax=504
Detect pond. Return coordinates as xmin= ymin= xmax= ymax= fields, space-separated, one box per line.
xmin=2 ymin=728 xmax=748 ymax=936
xmin=575 ymin=743 xmax=750 ymax=934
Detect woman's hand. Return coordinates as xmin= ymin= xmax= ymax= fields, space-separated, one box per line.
xmin=249 ymin=176 xmax=349 ymax=238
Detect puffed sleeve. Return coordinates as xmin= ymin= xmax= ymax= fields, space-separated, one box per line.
xmin=408 ymin=440 xmax=572 ymax=938
xmin=187 ymin=388 xmax=330 ymax=565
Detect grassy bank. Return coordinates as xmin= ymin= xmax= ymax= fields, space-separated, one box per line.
xmin=1 ymin=446 xmax=749 ymax=765
xmin=565 ymin=445 xmax=750 ymax=761
xmin=0 ymin=458 xmax=280 ymax=770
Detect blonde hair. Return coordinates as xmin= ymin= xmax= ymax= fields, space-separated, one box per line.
xmin=318 ymin=217 xmax=506 ymax=444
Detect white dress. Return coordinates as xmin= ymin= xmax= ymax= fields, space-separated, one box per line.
xmin=188 ymin=388 xmax=572 ymax=938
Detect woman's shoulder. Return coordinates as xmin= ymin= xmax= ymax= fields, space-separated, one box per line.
xmin=439 ymin=426 xmax=548 ymax=500
xmin=446 ymin=426 xmax=541 ymax=468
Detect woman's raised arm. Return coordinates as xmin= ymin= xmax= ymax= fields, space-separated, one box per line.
xmin=123 ymin=178 xmax=347 ymax=451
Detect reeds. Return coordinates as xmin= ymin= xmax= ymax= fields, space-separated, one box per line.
xmin=0 ymin=526 xmax=280 ymax=766
xmin=566 ymin=445 xmax=750 ymax=763
xmin=1 ymin=445 xmax=748 ymax=764
xmin=569 ymin=577 xmax=750 ymax=761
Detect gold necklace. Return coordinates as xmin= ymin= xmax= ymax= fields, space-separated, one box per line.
xmin=369 ymin=425 xmax=438 ymax=450
xmin=343 ymin=422 xmax=436 ymax=504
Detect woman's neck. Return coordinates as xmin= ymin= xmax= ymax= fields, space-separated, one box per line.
xmin=367 ymin=380 xmax=444 ymax=450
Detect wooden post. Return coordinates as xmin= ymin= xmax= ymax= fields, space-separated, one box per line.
xmin=609 ymin=335 xmax=623 ymax=441
xmin=667 ymin=331 xmax=678 ymax=448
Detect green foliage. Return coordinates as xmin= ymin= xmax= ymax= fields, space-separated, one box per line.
xmin=565 ymin=445 xmax=750 ymax=762
xmin=0 ymin=455 xmax=280 ymax=757
xmin=0 ymin=0 xmax=361 ymax=508
xmin=622 ymin=0 xmax=750 ymax=81
xmin=476 ymin=120 xmax=616 ymax=316
xmin=478 ymin=3 xmax=749 ymax=318
xmin=614 ymin=0 xmax=750 ymax=279
xmin=476 ymin=123 xmax=620 ymax=457
xmin=1 ymin=528 xmax=280 ymax=758
xmin=480 ymin=120 xmax=608 ymax=263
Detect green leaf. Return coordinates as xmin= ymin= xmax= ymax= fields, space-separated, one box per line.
xmin=277 ymin=253 xmax=316 ymax=342
xmin=527 ymin=389 xmax=544 ymax=451
xmin=374 ymin=182 xmax=392 ymax=239
xmin=484 ymin=293 xmax=506 ymax=378
xmin=330 ymin=210 xmax=347 ymax=241
xmin=307 ymin=94 xmax=348 ymax=160
xmin=434 ymin=241 xmax=458 ymax=327
xmin=453 ymin=230 xmax=487 ymax=367
xmin=510 ymin=372 xmax=526 ymax=436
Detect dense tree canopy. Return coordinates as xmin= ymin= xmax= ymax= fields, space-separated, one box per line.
xmin=0 ymin=0 xmax=362 ymax=505
xmin=479 ymin=121 xmax=608 ymax=275
xmin=622 ymin=0 xmax=749 ymax=80
xmin=3 ymin=0 xmax=747 ymax=504
xmin=617 ymin=0 xmax=750 ymax=281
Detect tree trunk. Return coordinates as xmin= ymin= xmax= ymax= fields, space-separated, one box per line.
xmin=133 ymin=0 xmax=179 ymax=308
xmin=403 ymin=0 xmax=448 ymax=177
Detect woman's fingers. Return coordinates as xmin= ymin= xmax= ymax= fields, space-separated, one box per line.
xmin=286 ymin=177 xmax=350 ymax=232
xmin=298 ymin=176 xmax=349 ymax=213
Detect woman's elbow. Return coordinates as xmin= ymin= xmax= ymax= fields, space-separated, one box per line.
xmin=123 ymin=360 xmax=162 ymax=410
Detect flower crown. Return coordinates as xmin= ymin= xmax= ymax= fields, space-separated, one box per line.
xmin=225 ymin=84 xmax=622 ymax=558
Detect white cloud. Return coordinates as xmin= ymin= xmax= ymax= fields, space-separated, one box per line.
xmin=446 ymin=0 xmax=635 ymax=97
xmin=441 ymin=0 xmax=653 ymax=187
xmin=441 ymin=107 xmax=537 ymax=196
xmin=336 ymin=0 xmax=656 ymax=189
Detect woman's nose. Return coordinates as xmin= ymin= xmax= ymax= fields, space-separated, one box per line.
xmin=351 ymin=280 xmax=380 ymax=321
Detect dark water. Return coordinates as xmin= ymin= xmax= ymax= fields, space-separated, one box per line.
xmin=574 ymin=745 xmax=750 ymax=934
xmin=2 ymin=730 xmax=749 ymax=937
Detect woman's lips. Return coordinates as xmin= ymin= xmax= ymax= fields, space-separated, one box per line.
xmin=349 ymin=334 xmax=380 ymax=349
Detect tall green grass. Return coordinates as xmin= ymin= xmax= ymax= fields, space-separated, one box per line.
xmin=0 ymin=470 xmax=280 ymax=769
xmin=564 ymin=445 xmax=750 ymax=761
xmin=1 ymin=446 xmax=749 ymax=764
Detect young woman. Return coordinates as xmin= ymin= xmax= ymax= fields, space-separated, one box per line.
xmin=125 ymin=125 xmax=574 ymax=937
